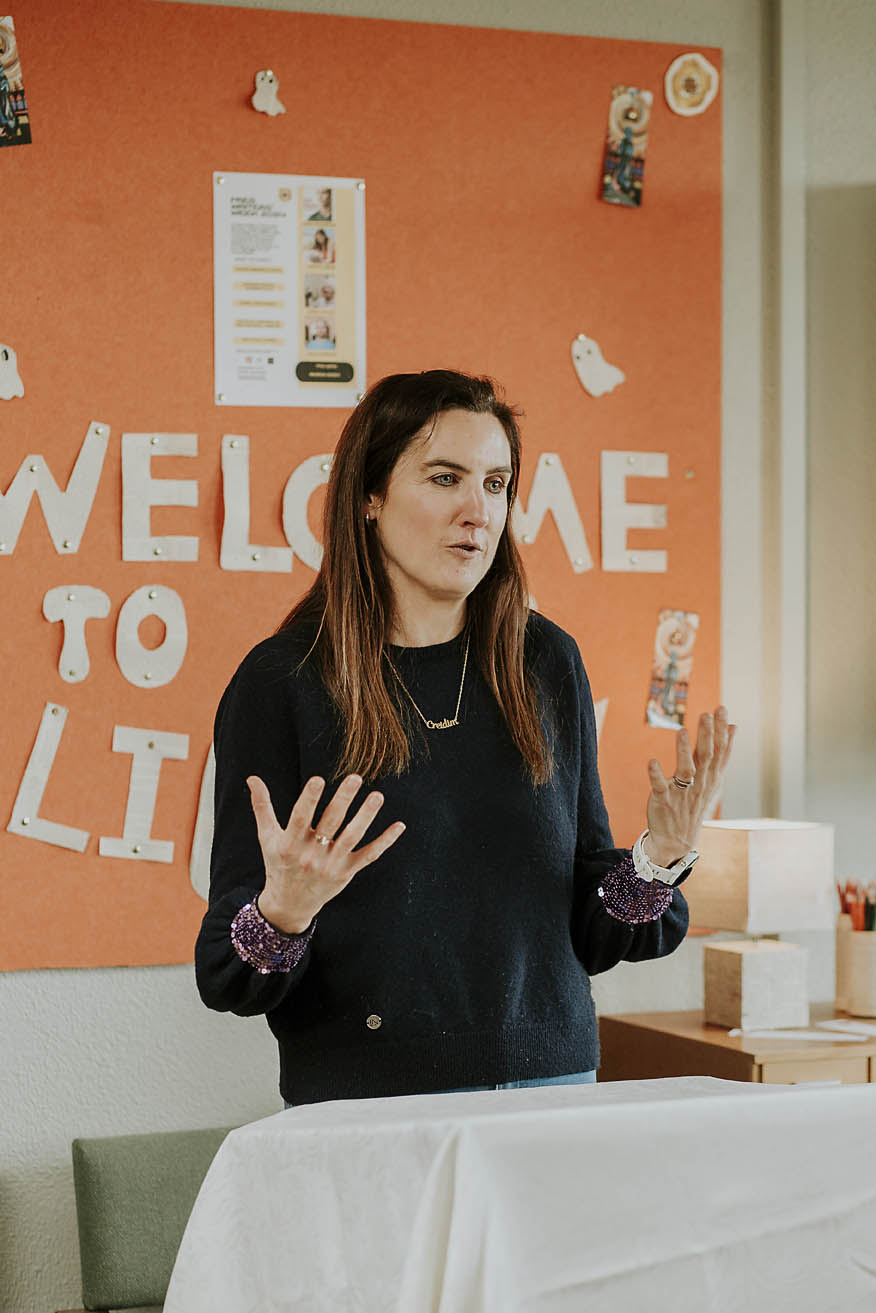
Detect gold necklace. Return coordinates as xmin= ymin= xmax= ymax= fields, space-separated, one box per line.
xmin=388 ymin=635 xmax=470 ymax=731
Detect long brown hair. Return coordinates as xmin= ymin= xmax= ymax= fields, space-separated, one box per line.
xmin=280 ymin=369 xmax=552 ymax=783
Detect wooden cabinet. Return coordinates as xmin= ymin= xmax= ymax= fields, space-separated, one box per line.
xmin=598 ymin=1007 xmax=876 ymax=1085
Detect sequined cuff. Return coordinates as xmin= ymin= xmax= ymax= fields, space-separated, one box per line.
xmin=597 ymin=853 xmax=674 ymax=925
xmin=230 ymin=898 xmax=315 ymax=975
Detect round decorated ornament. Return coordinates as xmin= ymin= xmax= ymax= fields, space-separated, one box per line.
xmin=664 ymin=52 xmax=719 ymax=117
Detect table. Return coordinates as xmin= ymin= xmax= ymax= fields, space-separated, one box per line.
xmin=598 ymin=1006 xmax=876 ymax=1084
xmin=165 ymin=1076 xmax=876 ymax=1313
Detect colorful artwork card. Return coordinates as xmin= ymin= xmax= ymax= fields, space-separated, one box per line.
xmin=646 ymin=609 xmax=699 ymax=728
xmin=601 ymin=85 xmax=651 ymax=208
xmin=0 ymin=16 xmax=30 ymax=147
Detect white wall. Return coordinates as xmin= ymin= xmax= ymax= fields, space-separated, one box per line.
xmin=8 ymin=2 xmax=860 ymax=1310
xmin=805 ymin=0 xmax=876 ymax=879
xmin=0 ymin=967 xmax=282 ymax=1312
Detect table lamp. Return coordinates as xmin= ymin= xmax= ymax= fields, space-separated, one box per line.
xmin=682 ymin=819 xmax=835 ymax=1031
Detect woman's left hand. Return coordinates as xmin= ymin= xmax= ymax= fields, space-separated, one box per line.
xmin=643 ymin=706 xmax=736 ymax=868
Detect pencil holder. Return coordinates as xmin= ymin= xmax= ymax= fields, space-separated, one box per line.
xmin=836 ymin=918 xmax=876 ymax=1017
xmin=835 ymin=913 xmax=852 ymax=1012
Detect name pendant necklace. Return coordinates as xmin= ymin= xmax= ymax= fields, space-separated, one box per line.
xmin=388 ymin=635 xmax=470 ymax=730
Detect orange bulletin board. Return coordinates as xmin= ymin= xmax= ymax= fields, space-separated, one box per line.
xmin=0 ymin=0 xmax=722 ymax=970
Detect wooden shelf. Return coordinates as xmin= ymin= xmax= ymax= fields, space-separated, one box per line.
xmin=598 ymin=1005 xmax=876 ymax=1085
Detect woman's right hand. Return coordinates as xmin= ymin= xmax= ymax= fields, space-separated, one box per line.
xmin=248 ymin=773 xmax=405 ymax=934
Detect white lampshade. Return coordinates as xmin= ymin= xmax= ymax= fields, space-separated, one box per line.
xmin=685 ymin=819 xmax=835 ymax=935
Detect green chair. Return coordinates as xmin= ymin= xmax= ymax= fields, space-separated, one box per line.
xmin=61 ymin=1125 xmax=233 ymax=1312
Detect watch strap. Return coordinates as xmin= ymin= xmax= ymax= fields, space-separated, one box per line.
xmin=632 ymin=830 xmax=699 ymax=885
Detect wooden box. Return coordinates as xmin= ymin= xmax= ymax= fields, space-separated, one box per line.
xmin=836 ymin=918 xmax=876 ymax=1017
xmin=686 ymin=819 xmax=835 ymax=933
xmin=704 ymin=940 xmax=809 ymax=1030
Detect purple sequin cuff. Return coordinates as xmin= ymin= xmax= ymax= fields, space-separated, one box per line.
xmin=597 ymin=853 xmax=674 ymax=925
xmin=230 ymin=899 xmax=315 ymax=975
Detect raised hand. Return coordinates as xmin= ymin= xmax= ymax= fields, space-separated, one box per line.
xmin=644 ymin=707 xmax=735 ymax=868
xmin=250 ymin=773 xmax=405 ymax=934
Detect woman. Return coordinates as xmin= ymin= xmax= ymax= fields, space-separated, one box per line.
xmin=307 ymin=227 xmax=334 ymax=263
xmin=305 ymin=317 xmax=334 ymax=350
xmin=308 ymin=188 xmax=333 ymax=222
xmin=196 ymin=369 xmax=733 ymax=1105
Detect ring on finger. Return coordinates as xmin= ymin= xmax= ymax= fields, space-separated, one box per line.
xmin=313 ymin=832 xmax=332 ymax=847
xmin=672 ymin=774 xmax=695 ymax=789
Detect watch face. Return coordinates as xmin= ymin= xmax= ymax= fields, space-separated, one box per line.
xmin=669 ymin=852 xmax=699 ymax=885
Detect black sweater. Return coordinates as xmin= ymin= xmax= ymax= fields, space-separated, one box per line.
xmin=195 ymin=612 xmax=689 ymax=1104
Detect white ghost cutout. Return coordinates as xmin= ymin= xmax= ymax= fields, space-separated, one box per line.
xmin=0 ymin=344 xmax=24 ymax=399
xmin=252 ymin=69 xmax=286 ymax=117
xmin=571 ymin=335 xmax=625 ymax=398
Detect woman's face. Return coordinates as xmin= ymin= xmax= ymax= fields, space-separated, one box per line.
xmin=367 ymin=409 xmax=512 ymax=617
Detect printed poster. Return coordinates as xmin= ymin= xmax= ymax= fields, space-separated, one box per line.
xmin=213 ymin=172 xmax=366 ymax=406
xmin=0 ymin=15 xmax=31 ymax=147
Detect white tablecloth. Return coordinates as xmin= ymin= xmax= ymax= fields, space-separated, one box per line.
xmin=165 ymin=1076 xmax=876 ymax=1313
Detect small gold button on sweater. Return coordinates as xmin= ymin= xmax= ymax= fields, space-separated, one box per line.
xmin=366 ymin=1014 xmax=382 ymax=1030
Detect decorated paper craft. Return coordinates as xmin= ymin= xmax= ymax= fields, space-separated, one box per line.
xmin=252 ymin=69 xmax=286 ymax=117
xmin=0 ymin=342 xmax=23 ymax=397
xmin=42 ymin=586 xmax=111 ymax=682
xmin=189 ymin=745 xmax=215 ymax=901
xmin=600 ymin=451 xmax=668 ymax=572
xmin=512 ymin=452 xmax=593 ymax=572
xmin=114 ymin=585 xmax=188 ymax=688
xmin=220 ymin=434 xmax=293 ymax=572
xmin=281 ymin=453 xmax=332 ymax=570
xmin=645 ymin=608 xmax=699 ymax=729
xmin=601 ymin=86 xmax=652 ymax=208
xmin=571 ymin=334 xmax=625 ymax=398
xmin=0 ymin=422 xmax=110 ymax=554
xmin=594 ymin=698 xmax=608 ymax=744
xmin=98 ymin=727 xmax=190 ymax=863
xmin=664 ymin=52 xmax=719 ymax=117
xmin=7 ymin=703 xmax=90 ymax=851
xmin=121 ymin=433 xmax=199 ymax=562
xmin=0 ymin=16 xmax=30 ymax=147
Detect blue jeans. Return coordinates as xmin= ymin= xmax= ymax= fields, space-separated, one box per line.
xmin=442 ymin=1070 xmax=597 ymax=1093
xmin=284 ymin=1071 xmax=596 ymax=1109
